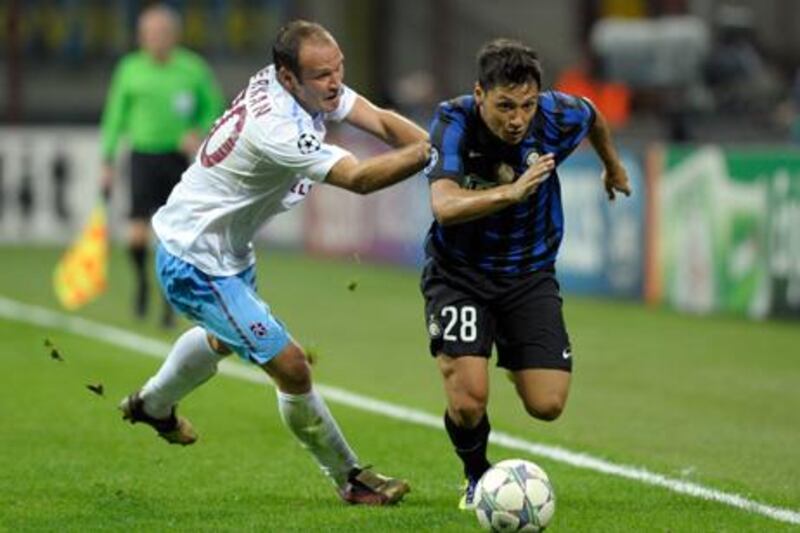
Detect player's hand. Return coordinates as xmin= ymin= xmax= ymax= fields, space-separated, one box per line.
xmin=421 ymin=141 xmax=432 ymax=162
xmin=180 ymin=130 xmax=202 ymax=160
xmin=507 ymin=153 xmax=555 ymax=203
xmin=100 ymin=163 xmax=114 ymax=201
xmin=602 ymin=162 xmax=631 ymax=201
xmin=418 ymin=140 xmax=432 ymax=167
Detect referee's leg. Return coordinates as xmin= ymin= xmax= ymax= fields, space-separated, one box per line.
xmin=128 ymin=152 xmax=154 ymax=319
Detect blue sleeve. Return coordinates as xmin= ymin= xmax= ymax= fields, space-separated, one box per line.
xmin=540 ymin=91 xmax=596 ymax=162
xmin=424 ymin=102 xmax=467 ymax=184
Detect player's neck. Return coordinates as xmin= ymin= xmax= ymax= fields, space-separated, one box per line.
xmin=282 ymin=84 xmax=322 ymax=117
xmin=148 ymin=50 xmax=173 ymax=64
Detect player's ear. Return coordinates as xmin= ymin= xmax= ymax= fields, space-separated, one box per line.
xmin=277 ymin=65 xmax=298 ymax=90
xmin=474 ymin=83 xmax=484 ymax=105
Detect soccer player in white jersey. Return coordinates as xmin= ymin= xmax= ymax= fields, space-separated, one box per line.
xmin=118 ymin=20 xmax=430 ymax=506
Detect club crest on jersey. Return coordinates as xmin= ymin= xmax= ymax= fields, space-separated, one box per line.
xmin=496 ymin=162 xmax=516 ymax=184
xmin=250 ymin=322 xmax=268 ymax=338
xmin=424 ymin=146 xmax=439 ymax=175
xmin=428 ymin=314 xmax=442 ymax=339
xmin=297 ymin=132 xmax=321 ymax=154
xmin=525 ymin=150 xmax=540 ymax=167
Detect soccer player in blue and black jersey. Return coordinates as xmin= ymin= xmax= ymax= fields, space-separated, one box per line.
xmin=421 ymin=38 xmax=631 ymax=510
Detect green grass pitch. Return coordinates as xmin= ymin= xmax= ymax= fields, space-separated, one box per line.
xmin=0 ymin=245 xmax=798 ymax=531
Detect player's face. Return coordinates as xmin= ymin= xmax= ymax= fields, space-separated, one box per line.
xmin=475 ymin=83 xmax=539 ymax=145
xmin=292 ymin=38 xmax=345 ymax=115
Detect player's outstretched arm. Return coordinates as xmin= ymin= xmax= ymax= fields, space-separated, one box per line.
xmin=345 ymin=96 xmax=428 ymax=147
xmin=430 ymin=154 xmax=555 ymax=226
xmin=587 ymin=104 xmax=632 ymax=200
xmin=324 ymin=141 xmax=431 ymax=195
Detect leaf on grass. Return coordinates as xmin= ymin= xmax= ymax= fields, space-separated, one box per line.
xmin=86 ymin=383 xmax=104 ymax=396
xmin=44 ymin=338 xmax=64 ymax=361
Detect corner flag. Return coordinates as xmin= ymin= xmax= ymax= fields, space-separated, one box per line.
xmin=53 ymin=202 xmax=109 ymax=310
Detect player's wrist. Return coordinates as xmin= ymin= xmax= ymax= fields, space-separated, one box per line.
xmin=601 ymin=155 xmax=623 ymax=173
xmin=499 ymin=183 xmax=522 ymax=204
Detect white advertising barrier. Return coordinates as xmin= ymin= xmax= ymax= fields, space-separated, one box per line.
xmin=0 ymin=126 xmax=383 ymax=254
xmin=0 ymin=127 xmax=127 ymax=243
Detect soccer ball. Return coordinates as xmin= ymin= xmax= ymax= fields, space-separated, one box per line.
xmin=474 ymin=459 xmax=555 ymax=532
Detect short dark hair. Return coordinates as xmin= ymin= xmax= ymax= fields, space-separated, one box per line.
xmin=272 ymin=19 xmax=332 ymax=78
xmin=477 ymin=38 xmax=542 ymax=91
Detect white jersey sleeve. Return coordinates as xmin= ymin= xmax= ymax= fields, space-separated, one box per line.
xmin=260 ymin=123 xmax=352 ymax=183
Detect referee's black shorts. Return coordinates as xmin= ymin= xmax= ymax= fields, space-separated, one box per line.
xmin=129 ymin=151 xmax=188 ymax=219
xmin=420 ymin=257 xmax=573 ymax=372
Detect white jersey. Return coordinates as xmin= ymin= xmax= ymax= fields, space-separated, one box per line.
xmin=153 ymin=65 xmax=356 ymax=276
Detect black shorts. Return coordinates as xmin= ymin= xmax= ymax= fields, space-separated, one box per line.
xmin=129 ymin=151 xmax=187 ymax=219
xmin=420 ymin=258 xmax=572 ymax=372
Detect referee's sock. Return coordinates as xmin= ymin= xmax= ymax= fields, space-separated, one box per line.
xmin=444 ymin=411 xmax=492 ymax=481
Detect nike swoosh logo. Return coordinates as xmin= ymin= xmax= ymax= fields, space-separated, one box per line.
xmin=562 ymin=348 xmax=572 ymax=359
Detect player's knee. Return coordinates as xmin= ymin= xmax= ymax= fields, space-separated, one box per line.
xmin=273 ymin=345 xmax=312 ymax=393
xmin=207 ymin=334 xmax=233 ymax=355
xmin=451 ymin=393 xmax=488 ymax=426
xmin=524 ymin=396 xmax=565 ymax=422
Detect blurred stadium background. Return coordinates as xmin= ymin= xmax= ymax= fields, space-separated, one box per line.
xmin=2 ymin=0 xmax=799 ymax=318
xmin=1 ymin=1 xmax=800 ymax=531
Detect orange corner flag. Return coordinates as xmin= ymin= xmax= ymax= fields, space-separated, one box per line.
xmin=53 ymin=203 xmax=109 ymax=310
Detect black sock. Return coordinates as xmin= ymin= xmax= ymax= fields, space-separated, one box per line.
xmin=444 ymin=411 xmax=492 ymax=481
xmin=129 ymin=245 xmax=149 ymax=315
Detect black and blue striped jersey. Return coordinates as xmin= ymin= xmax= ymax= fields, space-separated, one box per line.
xmin=424 ymin=91 xmax=595 ymax=275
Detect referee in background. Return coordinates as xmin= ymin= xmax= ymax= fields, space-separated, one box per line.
xmin=99 ymin=4 xmax=224 ymax=327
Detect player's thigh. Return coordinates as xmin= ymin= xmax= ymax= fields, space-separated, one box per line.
xmin=155 ymin=244 xmax=291 ymax=365
xmin=511 ymin=368 xmax=571 ymax=421
xmin=421 ymin=261 xmax=495 ymax=359
xmin=495 ymin=271 xmax=572 ymax=372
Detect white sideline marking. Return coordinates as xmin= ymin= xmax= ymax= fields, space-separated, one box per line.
xmin=1 ymin=295 xmax=798 ymax=526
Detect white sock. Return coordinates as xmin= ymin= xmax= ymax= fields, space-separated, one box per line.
xmin=277 ymin=388 xmax=359 ymax=488
xmin=140 ymin=327 xmax=222 ymax=418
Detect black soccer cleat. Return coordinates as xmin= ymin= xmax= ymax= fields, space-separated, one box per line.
xmin=339 ymin=467 xmax=410 ymax=506
xmin=119 ymin=392 xmax=197 ymax=446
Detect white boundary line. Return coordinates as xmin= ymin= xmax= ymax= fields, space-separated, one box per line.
xmin=1 ymin=295 xmax=798 ymax=526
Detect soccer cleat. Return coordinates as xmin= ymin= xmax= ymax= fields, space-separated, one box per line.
xmin=458 ymin=477 xmax=480 ymax=511
xmin=339 ymin=467 xmax=410 ymax=505
xmin=119 ymin=392 xmax=197 ymax=446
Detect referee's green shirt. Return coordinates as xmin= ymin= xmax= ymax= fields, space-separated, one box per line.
xmin=100 ymin=47 xmax=224 ymax=161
